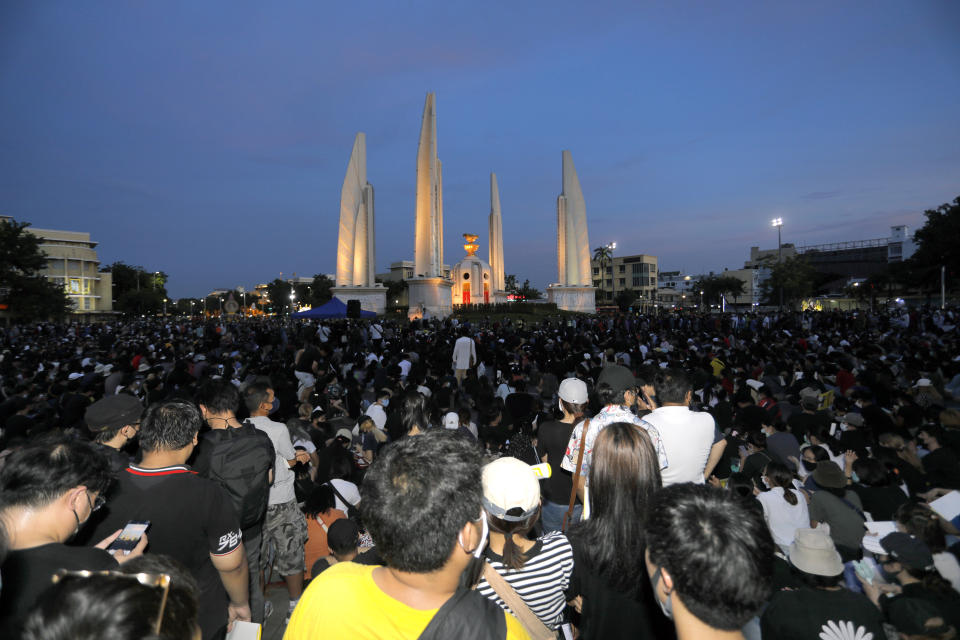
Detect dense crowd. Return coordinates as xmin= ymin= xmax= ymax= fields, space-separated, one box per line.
xmin=0 ymin=304 xmax=958 ymax=639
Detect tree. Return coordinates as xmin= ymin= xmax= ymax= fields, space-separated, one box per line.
xmin=504 ymin=274 xmax=518 ymax=293
xmin=265 ymin=279 xmax=294 ymax=314
xmin=101 ymin=262 xmax=168 ymax=315
xmin=760 ymin=255 xmax=818 ymax=306
xmin=306 ymin=274 xmax=334 ymax=307
xmin=517 ymin=279 xmax=542 ymax=301
xmin=383 ymin=279 xmax=408 ymax=306
xmin=693 ymin=274 xmax=746 ymax=307
xmin=906 ymin=196 xmax=960 ymax=293
xmin=593 ymin=246 xmax=614 ymax=300
xmin=0 ymin=218 xmax=69 ymax=321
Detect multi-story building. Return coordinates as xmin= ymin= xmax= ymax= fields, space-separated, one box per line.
xmin=25 ymin=225 xmax=113 ymax=314
xmin=590 ymin=253 xmax=658 ymax=308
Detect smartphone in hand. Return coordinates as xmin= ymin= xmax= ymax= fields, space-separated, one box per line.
xmin=107 ymin=520 xmax=150 ymax=552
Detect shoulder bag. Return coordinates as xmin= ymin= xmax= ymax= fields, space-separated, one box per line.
xmin=482 ymin=562 xmax=556 ymax=640
xmin=562 ymin=418 xmax=590 ymax=532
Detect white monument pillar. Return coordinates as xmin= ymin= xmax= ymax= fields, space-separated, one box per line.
xmin=547 ymin=150 xmax=596 ymax=313
xmin=407 ymin=92 xmax=452 ymax=319
xmin=488 ymin=173 xmax=509 ymax=303
xmin=331 ymin=132 xmax=386 ymax=314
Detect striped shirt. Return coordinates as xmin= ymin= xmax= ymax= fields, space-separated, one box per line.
xmin=476 ymin=531 xmax=575 ymax=630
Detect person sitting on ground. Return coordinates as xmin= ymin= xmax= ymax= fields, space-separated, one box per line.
xmin=310 ymin=518 xmax=360 ymax=579
xmin=809 ymin=460 xmax=867 ymax=562
xmin=645 ymin=483 xmax=774 ymax=640
xmin=756 ymin=461 xmax=809 ymax=554
xmin=761 ymin=526 xmax=885 ymax=640
xmin=476 ymin=457 xmax=574 ymax=633
xmin=302 ymin=484 xmax=347 ymax=581
xmin=0 ymin=436 xmax=147 ymax=640
xmin=285 ymin=430 xmax=528 ymax=639
xmin=894 ymin=502 xmax=960 ymax=593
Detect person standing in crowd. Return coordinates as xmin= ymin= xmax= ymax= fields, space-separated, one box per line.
xmin=561 ymin=365 xmax=668 ymax=508
xmin=476 ymin=456 xmax=574 ymax=633
xmin=537 ymin=378 xmax=588 ymax=532
xmin=244 ymin=382 xmax=309 ymax=625
xmin=640 ymin=368 xmax=726 ymax=486
xmin=0 ymin=438 xmax=147 ymax=639
xmin=83 ymin=401 xmax=250 ymax=640
xmin=645 ymin=483 xmax=774 ymax=640
xmin=194 ymin=379 xmax=275 ymax=624
xmin=285 ymin=430 xmax=528 ymax=639
xmin=565 ymin=422 xmax=664 ymax=639
xmin=83 ymin=394 xmax=144 ymax=476
xmin=452 ymin=328 xmax=477 ymax=386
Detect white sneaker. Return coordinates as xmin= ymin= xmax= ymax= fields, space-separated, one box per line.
xmin=264 ymin=601 xmax=274 ymax=620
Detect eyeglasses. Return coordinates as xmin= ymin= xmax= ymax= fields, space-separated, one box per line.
xmin=52 ymin=569 xmax=171 ymax=635
xmin=86 ymin=491 xmax=106 ymax=512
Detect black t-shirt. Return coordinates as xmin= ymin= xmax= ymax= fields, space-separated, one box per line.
xmin=565 ymin=538 xmax=667 ymax=640
xmin=761 ymin=587 xmax=885 ymax=640
xmin=85 ymin=464 xmax=243 ymax=640
xmin=0 ymin=543 xmax=117 ymax=639
xmin=788 ymin=411 xmax=829 ymax=440
xmin=537 ymin=420 xmax=577 ymax=505
xmin=922 ymin=448 xmax=960 ymax=490
xmin=884 ymin=583 xmax=960 ymax=632
xmin=851 ymin=484 xmax=910 ymax=521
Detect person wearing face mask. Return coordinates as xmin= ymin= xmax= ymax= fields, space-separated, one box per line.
xmin=756 ymin=461 xmax=810 ymax=554
xmin=0 ymin=437 xmax=147 ymax=639
xmin=537 ymin=378 xmax=589 ymax=533
xmin=363 ymin=388 xmax=392 ymax=434
xmin=645 ymin=483 xmax=773 ymax=640
xmin=763 ymin=417 xmax=801 ymax=473
xmin=285 ymin=430 xmax=528 ymax=640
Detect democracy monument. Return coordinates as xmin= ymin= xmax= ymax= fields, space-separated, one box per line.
xmin=331 ymin=92 xmax=596 ymax=318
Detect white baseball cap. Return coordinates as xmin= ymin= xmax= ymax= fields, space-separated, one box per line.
xmin=443 ymin=411 xmax=460 ymax=429
xmin=558 ymin=378 xmax=589 ymax=404
xmin=482 ymin=457 xmax=540 ymax=522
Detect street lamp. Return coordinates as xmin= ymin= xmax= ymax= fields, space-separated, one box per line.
xmin=606 ymin=242 xmax=617 ymax=302
xmin=163 ymin=298 xmax=168 ymax=317
xmin=219 ymin=297 xmax=223 ymax=315
xmin=700 ymin=290 xmax=704 ymax=310
xmin=190 ymin=300 xmax=194 ymax=317
xmin=289 ymin=292 xmax=296 ymax=314
xmin=772 ymin=218 xmax=784 ymax=310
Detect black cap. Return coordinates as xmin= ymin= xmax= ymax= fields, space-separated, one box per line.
xmin=84 ymin=394 xmax=144 ymax=432
xmin=881 ymin=532 xmax=934 ymax=570
xmin=597 ymin=365 xmax=638 ymax=394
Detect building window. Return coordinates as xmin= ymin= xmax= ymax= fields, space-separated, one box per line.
xmin=593 ymin=280 xmax=601 ymax=288
xmin=593 ymin=267 xmax=599 ymax=274
xmin=605 ymin=267 xmax=612 ymax=274
xmin=649 ymin=277 xmax=656 ymax=286
xmin=618 ymin=278 xmax=625 ymax=286
xmin=618 ymin=265 xmax=625 ymax=273
xmin=633 ymin=277 xmax=641 ymax=287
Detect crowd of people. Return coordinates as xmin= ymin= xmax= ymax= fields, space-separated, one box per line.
xmin=0 ymin=303 xmax=958 ymax=639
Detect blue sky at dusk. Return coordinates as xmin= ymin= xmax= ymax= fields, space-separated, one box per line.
xmin=2 ymin=1 xmax=958 ymax=298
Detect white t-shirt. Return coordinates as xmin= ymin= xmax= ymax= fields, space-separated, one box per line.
xmin=757 ymin=487 xmax=810 ymax=552
xmin=249 ymin=415 xmax=297 ymax=506
xmin=641 ymin=406 xmax=715 ymax=486
xmin=365 ymin=403 xmax=387 ymax=430
xmin=330 ymin=478 xmax=361 ymax=514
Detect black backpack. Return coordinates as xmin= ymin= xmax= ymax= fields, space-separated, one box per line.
xmin=203 ymin=423 xmax=275 ymax=530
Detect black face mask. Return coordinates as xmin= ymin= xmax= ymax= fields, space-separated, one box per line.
xmin=802 ymin=460 xmax=818 ymax=472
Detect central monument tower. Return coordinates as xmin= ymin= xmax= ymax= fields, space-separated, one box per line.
xmin=407 ymin=92 xmax=453 ymax=319
xmin=547 ymin=150 xmax=596 ymax=313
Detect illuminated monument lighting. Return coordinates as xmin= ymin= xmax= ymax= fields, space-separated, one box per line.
xmin=407 ymin=92 xmax=453 ymax=319
xmin=488 ymin=173 xmax=509 ymax=303
xmin=547 ymin=150 xmax=596 ymax=313
xmin=331 ymin=132 xmax=386 ymax=314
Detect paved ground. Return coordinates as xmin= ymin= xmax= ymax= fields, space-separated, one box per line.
xmin=261 ymin=582 xmax=295 ymax=640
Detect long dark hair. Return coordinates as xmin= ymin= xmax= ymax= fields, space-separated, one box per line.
xmin=487 ymin=509 xmax=540 ymax=571
xmin=400 ymin=390 xmax=430 ymax=434
xmin=764 ymin=461 xmax=798 ymax=506
xmin=567 ymin=422 xmax=662 ymax=591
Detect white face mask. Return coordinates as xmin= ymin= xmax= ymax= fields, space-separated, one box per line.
xmin=460 ymin=510 xmax=489 ymax=558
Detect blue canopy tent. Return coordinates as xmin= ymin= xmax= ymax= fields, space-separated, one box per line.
xmin=291 ymin=297 xmax=376 ymax=319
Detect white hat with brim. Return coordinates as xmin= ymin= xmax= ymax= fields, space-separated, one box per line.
xmin=789 ymin=527 xmax=843 ymax=577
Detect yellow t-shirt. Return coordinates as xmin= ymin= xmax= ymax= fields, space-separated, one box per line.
xmin=284 ymin=561 xmax=529 ymax=639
